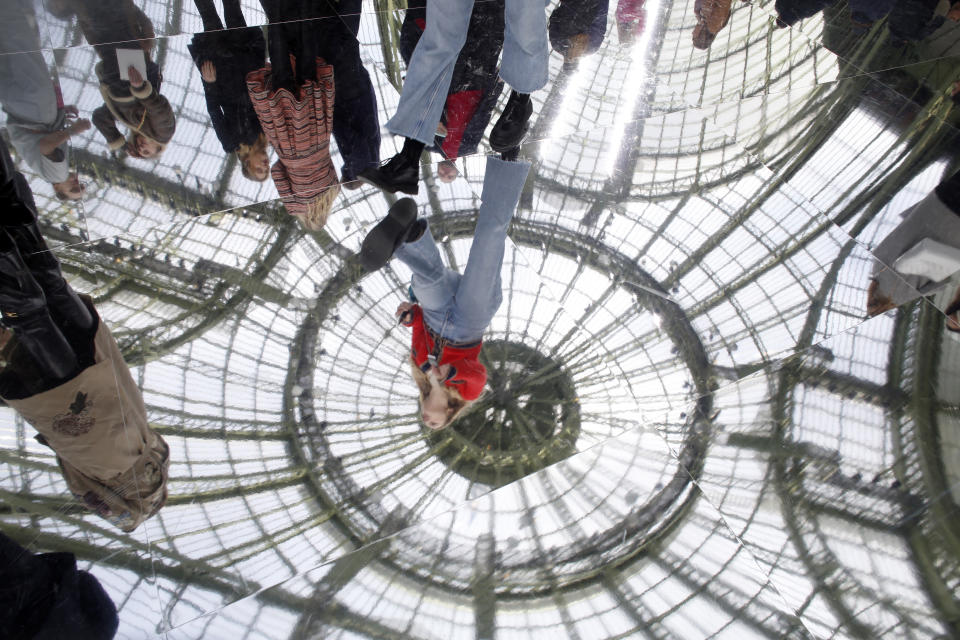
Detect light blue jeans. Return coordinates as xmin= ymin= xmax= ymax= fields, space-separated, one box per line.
xmin=386 ymin=0 xmax=550 ymax=144
xmin=395 ymin=157 xmax=531 ymax=342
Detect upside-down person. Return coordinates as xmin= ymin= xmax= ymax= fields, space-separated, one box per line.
xmin=359 ymin=147 xmax=530 ymax=428
xmin=867 ymin=167 xmax=960 ymax=336
xmin=0 ymin=138 xmax=168 ymax=532
xmin=246 ymin=0 xmax=342 ymax=230
xmin=48 ymin=0 xmax=176 ymax=158
xmin=360 ymin=0 xmax=549 ymax=195
xmin=397 ymin=0 xmax=506 ymax=181
xmin=189 ymin=0 xmax=270 ymax=182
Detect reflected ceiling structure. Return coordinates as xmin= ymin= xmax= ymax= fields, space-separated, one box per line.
xmin=1 ymin=0 xmax=959 ymax=638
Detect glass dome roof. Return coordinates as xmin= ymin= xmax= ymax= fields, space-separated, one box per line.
xmin=1 ymin=0 xmax=958 ymax=638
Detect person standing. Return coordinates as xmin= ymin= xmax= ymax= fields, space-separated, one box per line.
xmin=361 ymin=0 xmax=549 ymax=195
xmin=359 ymin=149 xmax=530 ymax=427
xmin=0 ymin=138 xmax=169 ymax=532
xmin=49 ymin=0 xmax=176 ymax=158
xmin=312 ymin=0 xmax=382 ymax=189
xmin=0 ymin=0 xmax=88 ymax=200
xmin=398 ymin=0 xmax=506 ymax=165
xmin=247 ymin=0 xmax=341 ymax=230
xmin=867 ymin=168 xmax=960 ymax=320
xmin=189 ymin=0 xmax=269 ymax=181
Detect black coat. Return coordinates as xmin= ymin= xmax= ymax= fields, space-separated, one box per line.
xmin=188 ymin=26 xmax=266 ymax=152
xmin=549 ymin=0 xmax=610 ymax=57
xmin=887 ymin=0 xmax=941 ymax=42
xmin=0 ymin=533 xmax=118 ymax=640
xmin=774 ymin=0 xmax=837 ymax=26
xmin=400 ymin=0 xmax=505 ymax=93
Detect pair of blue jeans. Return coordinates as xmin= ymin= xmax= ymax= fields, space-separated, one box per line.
xmin=394 ymin=156 xmax=530 ymax=342
xmin=386 ymin=0 xmax=550 ymax=145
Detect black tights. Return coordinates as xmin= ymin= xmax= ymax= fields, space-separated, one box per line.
xmin=194 ymin=0 xmax=247 ymax=32
xmin=259 ymin=0 xmax=337 ymax=94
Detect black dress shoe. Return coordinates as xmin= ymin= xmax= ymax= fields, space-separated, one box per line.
xmin=360 ymin=198 xmax=419 ymax=273
xmin=490 ymin=91 xmax=533 ymax=152
xmin=358 ymin=154 xmax=420 ymax=195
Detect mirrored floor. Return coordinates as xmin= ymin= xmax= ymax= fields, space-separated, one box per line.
xmin=1 ymin=0 xmax=959 ymax=638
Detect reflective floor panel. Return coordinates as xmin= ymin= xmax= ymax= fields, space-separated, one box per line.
xmin=1 ymin=0 xmax=959 ymax=638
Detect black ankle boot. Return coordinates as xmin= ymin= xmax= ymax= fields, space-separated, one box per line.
xmin=359 ymin=139 xmax=423 ymax=195
xmin=359 ymin=198 xmax=419 ymax=272
xmin=490 ymin=91 xmax=533 ymax=152
xmin=0 ymin=234 xmax=79 ymax=384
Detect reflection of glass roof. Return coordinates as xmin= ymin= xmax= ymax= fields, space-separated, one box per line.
xmin=1 ymin=0 xmax=960 ymax=638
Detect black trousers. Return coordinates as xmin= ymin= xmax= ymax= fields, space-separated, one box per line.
xmin=194 ymin=0 xmax=248 ymax=31
xmin=936 ymin=167 xmax=960 ymax=217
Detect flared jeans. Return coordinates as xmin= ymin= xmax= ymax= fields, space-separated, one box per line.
xmin=395 ymin=156 xmax=530 ymax=342
xmin=386 ymin=0 xmax=549 ymax=145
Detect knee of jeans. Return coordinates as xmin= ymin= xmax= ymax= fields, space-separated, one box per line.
xmin=505 ymin=2 xmax=547 ymax=30
xmin=422 ymin=14 xmax=471 ymax=51
xmin=504 ymin=25 xmax=548 ymax=56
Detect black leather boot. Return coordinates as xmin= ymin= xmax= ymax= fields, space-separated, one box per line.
xmin=2 ymin=181 xmax=94 ymax=345
xmin=490 ymin=91 xmax=533 ymax=152
xmin=0 ymin=233 xmax=79 ymax=385
xmin=359 ymin=138 xmax=423 ymax=195
xmin=359 ymin=198 xmax=419 ymax=272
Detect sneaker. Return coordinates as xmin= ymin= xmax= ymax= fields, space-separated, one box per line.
xmin=490 ymin=91 xmax=533 ymax=152
xmin=358 ymin=155 xmax=419 ymax=195
xmin=360 ymin=198 xmax=419 ymax=273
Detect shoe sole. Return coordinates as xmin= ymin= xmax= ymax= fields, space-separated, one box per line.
xmin=358 ymin=170 xmax=419 ymax=196
xmin=360 ymin=198 xmax=418 ymax=273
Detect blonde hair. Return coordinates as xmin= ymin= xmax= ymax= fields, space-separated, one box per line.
xmin=409 ymin=361 xmax=475 ymax=428
xmin=295 ymin=183 xmax=340 ymax=231
xmin=237 ymin=133 xmax=269 ymax=182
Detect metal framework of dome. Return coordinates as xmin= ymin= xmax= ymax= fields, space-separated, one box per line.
xmin=0 ymin=0 xmax=958 ymax=639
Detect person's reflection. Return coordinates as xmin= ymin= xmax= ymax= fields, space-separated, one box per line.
xmin=312 ymin=0 xmax=382 ymax=190
xmin=692 ymin=0 xmax=733 ymax=50
xmin=616 ymin=0 xmax=646 ymax=45
xmin=0 ymin=0 xmax=88 ymax=201
xmin=777 ymin=0 xmax=946 ymax=39
xmin=361 ymin=0 xmax=548 ymax=195
xmin=359 ymin=148 xmax=530 ymax=429
xmin=48 ymin=0 xmax=175 ymax=158
xmin=867 ymin=168 xmax=960 ymax=330
xmin=399 ymin=0 xmax=505 ymax=174
xmin=189 ymin=0 xmax=269 ymax=182
xmin=0 ymin=532 xmax=118 ymax=639
xmin=549 ymin=0 xmax=609 ymax=68
xmin=248 ymin=0 xmax=340 ymax=230
xmin=0 ymin=140 xmax=169 ymax=532
xmin=772 ymin=0 xmax=835 ymax=29
xmin=848 ymin=0 xmax=896 ymax=31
